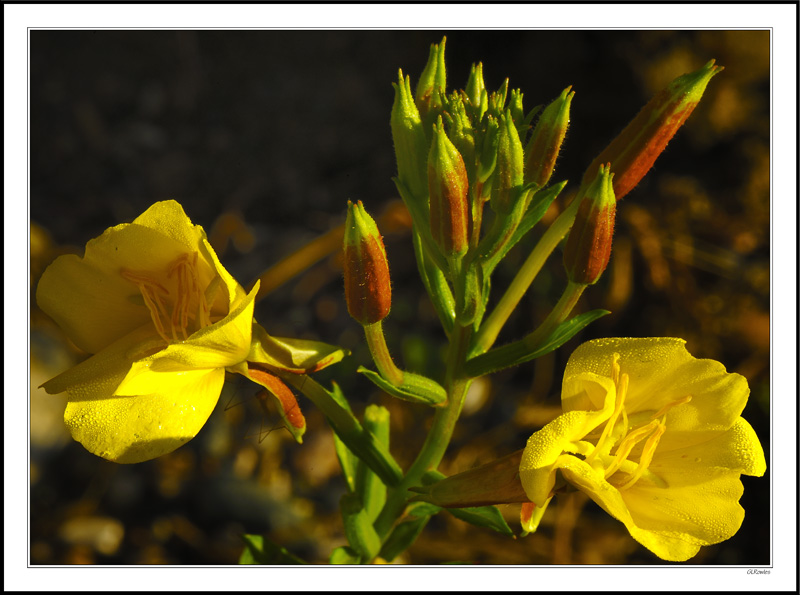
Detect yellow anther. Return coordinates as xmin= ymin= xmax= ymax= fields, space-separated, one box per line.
xmin=604 ymin=418 xmax=660 ymax=479
xmin=587 ymin=370 xmax=629 ymax=463
xmin=122 ymin=252 xmax=214 ymax=345
xmin=651 ymin=395 xmax=692 ymax=420
xmin=618 ymin=420 xmax=666 ymax=490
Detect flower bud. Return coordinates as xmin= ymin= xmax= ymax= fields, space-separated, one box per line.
xmin=391 ymin=70 xmax=430 ymax=210
xmin=583 ymin=60 xmax=723 ymax=201
xmin=442 ymin=91 xmax=476 ymax=186
xmin=465 ymin=62 xmax=485 ymax=110
xmin=508 ymin=88 xmax=526 ymax=139
xmin=476 ymin=115 xmax=500 ymax=184
xmin=564 ymin=163 xmax=616 ymax=285
xmin=428 ymin=118 xmax=469 ymax=257
xmin=490 ymin=111 xmax=525 ymax=215
xmin=343 ymin=200 xmax=392 ymax=325
xmin=524 ymin=86 xmax=574 ymax=188
xmin=415 ymin=37 xmax=447 ymax=121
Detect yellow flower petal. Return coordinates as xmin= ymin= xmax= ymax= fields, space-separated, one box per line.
xmin=136 ymin=282 xmax=259 ymax=374
xmin=36 ymin=200 xmax=226 ymax=354
xmin=558 ymin=455 xmax=703 ymax=561
xmin=41 ymin=323 xmax=161 ymax=397
xmin=64 ymin=367 xmax=225 ymax=464
xmin=520 ymin=373 xmax=615 ymax=507
xmin=521 ymin=337 xmax=767 ymax=561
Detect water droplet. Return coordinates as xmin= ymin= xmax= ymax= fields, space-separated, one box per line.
xmin=694 ymin=457 xmax=702 ymax=463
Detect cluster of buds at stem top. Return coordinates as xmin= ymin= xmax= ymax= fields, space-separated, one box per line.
xmin=524 ymin=86 xmax=574 ymax=188
xmin=583 ymin=59 xmax=724 ymax=201
xmin=428 ymin=117 xmax=469 ymax=258
xmin=563 ymin=163 xmax=616 ymax=285
xmin=343 ymin=200 xmax=392 ymax=325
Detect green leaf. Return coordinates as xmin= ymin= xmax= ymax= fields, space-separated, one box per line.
xmin=465 ymin=308 xmax=610 ymax=377
xmin=412 ymin=227 xmax=455 ymax=336
xmin=239 ymin=534 xmax=306 ymax=565
xmin=329 ymin=545 xmax=361 ymax=565
xmin=483 ymin=180 xmax=566 ymax=278
xmin=358 ymin=367 xmax=447 ymax=407
xmin=378 ymin=502 xmax=437 ymax=562
xmin=447 ymin=506 xmax=514 ymax=537
xmin=329 ymin=383 xmax=358 ymax=492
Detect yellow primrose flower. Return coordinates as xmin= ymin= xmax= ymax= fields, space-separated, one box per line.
xmin=37 ymin=200 xmax=261 ymax=464
xmin=519 ymin=337 xmax=766 ymax=561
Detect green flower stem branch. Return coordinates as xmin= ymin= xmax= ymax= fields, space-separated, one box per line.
xmin=471 ymin=194 xmax=582 ymax=356
xmin=466 ymin=280 xmax=587 ymax=378
xmin=282 ymin=373 xmax=404 ymax=487
xmin=373 ymin=323 xmax=473 ymax=540
xmin=363 ymin=321 xmax=405 ymax=386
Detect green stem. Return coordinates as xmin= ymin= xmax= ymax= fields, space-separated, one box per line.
xmin=471 ymin=195 xmax=581 ymax=356
xmin=524 ymin=281 xmax=587 ymax=349
xmin=372 ymin=323 xmax=473 ymax=539
xmin=363 ymin=321 xmax=405 ymax=386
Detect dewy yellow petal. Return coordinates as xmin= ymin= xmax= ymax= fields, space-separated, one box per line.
xmin=37 ymin=201 xmax=266 ymax=464
xmin=520 ymin=337 xmax=766 ymax=561
xmin=36 ymin=201 xmax=222 ymax=354
xmin=64 ymin=367 xmax=225 ymax=464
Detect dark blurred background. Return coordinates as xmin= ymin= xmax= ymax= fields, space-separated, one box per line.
xmin=30 ymin=30 xmax=770 ymax=565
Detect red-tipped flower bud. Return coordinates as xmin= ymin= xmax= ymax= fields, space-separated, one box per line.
xmin=343 ymin=200 xmax=392 ymax=325
xmin=564 ymin=163 xmax=616 ymax=285
xmin=524 ymin=86 xmax=574 ymax=188
xmin=584 ymin=60 xmax=723 ymax=201
xmin=428 ymin=118 xmax=469 ymax=257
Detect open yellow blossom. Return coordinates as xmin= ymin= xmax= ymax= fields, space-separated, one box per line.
xmin=36 ymin=200 xmax=346 ymax=464
xmin=519 ymin=337 xmax=766 ymax=561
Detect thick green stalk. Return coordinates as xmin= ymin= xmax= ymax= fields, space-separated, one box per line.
xmin=372 ymin=323 xmax=473 ymax=540
xmin=471 ymin=195 xmax=581 ymax=356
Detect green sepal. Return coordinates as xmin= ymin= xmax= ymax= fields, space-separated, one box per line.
xmin=356 ymin=405 xmax=390 ymax=522
xmin=465 ymin=308 xmax=611 ymax=377
xmin=412 ymin=226 xmax=455 ymax=336
xmin=419 ymin=470 xmax=514 ymax=537
xmin=329 ymin=546 xmax=361 ymax=565
xmin=247 ymin=323 xmax=349 ymax=374
xmin=358 ymin=366 xmax=448 ymax=407
xmin=340 ymin=493 xmax=382 ymax=561
xmin=239 ymin=534 xmax=306 ymax=565
xmin=378 ymin=501 xmax=437 ymax=562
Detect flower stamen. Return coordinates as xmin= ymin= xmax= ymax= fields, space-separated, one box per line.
xmin=121 ymin=269 xmax=172 ymax=343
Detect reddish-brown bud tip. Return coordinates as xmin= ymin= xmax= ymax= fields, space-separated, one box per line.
xmin=343 ymin=200 xmax=392 ymax=325
xmin=584 ymin=60 xmax=723 ymax=201
xmin=564 ymin=163 xmax=616 ymax=285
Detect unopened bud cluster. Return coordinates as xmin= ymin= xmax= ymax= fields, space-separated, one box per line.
xmin=390 ymin=37 xmax=574 ymax=261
